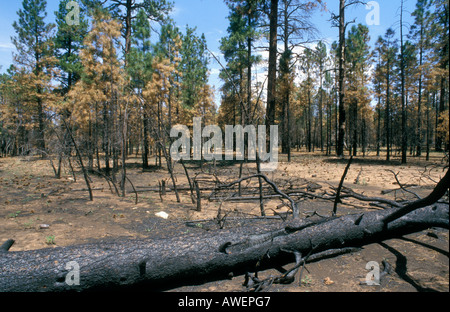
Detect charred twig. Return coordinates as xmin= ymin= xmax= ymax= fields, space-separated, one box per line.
xmin=383 ymin=169 xmax=449 ymax=224
xmin=381 ymin=184 xmax=419 ymax=195
xmin=194 ymin=179 xmax=202 ymax=212
xmin=333 ymin=156 xmax=353 ymax=216
xmin=0 ymin=239 xmax=14 ymax=253
xmin=125 ymin=175 xmax=138 ymax=205
xmin=180 ymin=159 xmax=195 ymax=204
xmin=62 ymin=119 xmax=93 ymax=201
xmin=386 ymin=169 xmax=422 ymax=200
xmin=158 ymin=180 xmax=163 ymax=202
xmin=245 ymin=246 xmax=361 ymax=291
xmin=339 ymin=188 xmax=404 ymax=208
xmin=160 ymin=179 xmax=166 ymax=196
xmin=219 ymin=173 xmax=300 ymax=219
xmin=92 ymin=169 xmax=119 ymax=196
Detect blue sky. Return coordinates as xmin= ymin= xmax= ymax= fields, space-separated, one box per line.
xmin=0 ymin=0 xmax=417 ymax=104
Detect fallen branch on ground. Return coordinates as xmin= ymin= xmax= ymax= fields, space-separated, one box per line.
xmin=218 ymin=173 xmax=299 ymax=218
xmin=333 ymin=156 xmax=353 ymax=216
xmin=386 ymin=169 xmax=422 ymax=200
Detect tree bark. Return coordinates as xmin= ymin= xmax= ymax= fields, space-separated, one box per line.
xmin=337 ymin=0 xmax=346 ymax=157
xmin=265 ymin=0 xmax=278 ymax=130
xmin=142 ymin=112 xmax=150 ymax=170
xmin=400 ymin=0 xmax=407 ymax=164
xmin=385 ymin=52 xmax=391 ymax=161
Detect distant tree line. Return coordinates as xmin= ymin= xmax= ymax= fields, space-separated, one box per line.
xmin=0 ymin=0 xmax=448 ymax=172
xmin=0 ymin=0 xmax=214 ymax=182
xmin=217 ymin=0 xmax=449 ymax=162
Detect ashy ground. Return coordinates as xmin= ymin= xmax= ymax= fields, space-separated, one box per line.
xmin=0 ymin=151 xmax=448 ymax=292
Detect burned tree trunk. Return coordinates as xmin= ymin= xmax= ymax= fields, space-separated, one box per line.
xmin=0 ymin=201 xmax=448 ymax=292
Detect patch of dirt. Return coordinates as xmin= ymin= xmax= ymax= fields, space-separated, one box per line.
xmin=0 ymin=152 xmax=448 ymax=292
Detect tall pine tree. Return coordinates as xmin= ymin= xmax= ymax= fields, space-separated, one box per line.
xmin=68 ymin=9 xmax=124 ymax=173
xmin=345 ymin=24 xmax=371 ymax=157
xmin=11 ymin=0 xmax=58 ymax=153
xmin=54 ymin=0 xmax=89 ymax=95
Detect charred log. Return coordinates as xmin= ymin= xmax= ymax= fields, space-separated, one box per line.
xmin=0 ymin=202 xmax=447 ymax=292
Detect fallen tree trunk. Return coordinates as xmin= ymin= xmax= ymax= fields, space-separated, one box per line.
xmin=0 ymin=202 xmax=448 ymax=292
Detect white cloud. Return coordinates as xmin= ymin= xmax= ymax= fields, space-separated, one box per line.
xmin=0 ymin=42 xmax=14 ymax=49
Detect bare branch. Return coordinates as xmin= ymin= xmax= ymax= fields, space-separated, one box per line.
xmin=333 ymin=156 xmax=353 ymax=216
xmin=383 ymin=169 xmax=449 ymax=224
xmin=219 ymin=173 xmax=300 ymax=219
xmin=386 ymin=169 xmax=422 ymax=200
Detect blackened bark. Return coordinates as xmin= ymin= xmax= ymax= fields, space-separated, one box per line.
xmin=337 ymin=0 xmax=346 ymax=157
xmin=265 ymin=0 xmax=278 ymax=129
xmin=142 ymin=112 xmax=150 ymax=170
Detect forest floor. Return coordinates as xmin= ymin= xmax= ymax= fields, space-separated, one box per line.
xmin=0 ymin=150 xmax=448 ymax=292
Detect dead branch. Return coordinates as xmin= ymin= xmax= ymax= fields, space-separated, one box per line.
xmin=71 ymin=188 xmax=104 ymax=192
xmin=386 ymin=169 xmax=422 ymax=200
xmin=92 ymin=169 xmax=120 ymax=196
xmin=180 ymin=158 xmax=195 ymax=204
xmin=194 ymin=179 xmax=202 ymax=212
xmin=383 ymin=169 xmax=449 ymax=224
xmin=158 ymin=180 xmax=164 ymax=202
xmin=219 ymin=173 xmax=299 ymax=219
xmin=339 ymin=188 xmax=404 ymax=208
xmin=381 ymin=184 xmax=420 ymax=195
xmin=0 ymin=239 xmax=15 ymax=253
xmin=62 ymin=119 xmax=93 ymax=201
xmin=125 ymin=175 xmax=138 ymax=204
xmin=333 ymin=156 xmax=353 ymax=216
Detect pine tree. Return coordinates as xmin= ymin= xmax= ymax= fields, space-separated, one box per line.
xmin=265 ymin=0 xmax=278 ymax=133
xmin=127 ymin=8 xmax=153 ymax=169
xmin=410 ymin=0 xmax=432 ymax=156
xmin=143 ymin=26 xmax=181 ymax=167
xmin=430 ymin=0 xmax=449 ymax=151
xmin=377 ymin=29 xmax=398 ymax=161
xmin=279 ymin=48 xmax=294 ymax=157
xmin=68 ymin=9 xmax=124 ymax=174
xmin=102 ymin=0 xmax=173 ymax=57
xmin=54 ymin=0 xmax=89 ymax=95
xmin=11 ymin=0 xmax=59 ymax=153
xmin=220 ymin=1 xmax=261 ymax=127
xmin=278 ymin=0 xmax=322 ymax=158
xmin=180 ymin=26 xmax=209 ymax=115
xmin=299 ymin=48 xmax=316 ymax=153
xmin=127 ymin=9 xmax=153 ymax=90
xmin=154 ymin=22 xmax=182 ymax=128
xmin=372 ymin=36 xmax=385 ymax=157
xmin=345 ymin=24 xmax=371 ymax=157
xmin=194 ymin=83 xmax=216 ymax=125
xmin=142 ymin=54 xmax=181 ymax=199
xmin=314 ymin=41 xmax=328 ymax=153
xmin=219 ymin=10 xmax=247 ymax=127
xmin=331 ymin=0 xmax=365 ymax=157
xmin=0 ymin=67 xmax=32 ymax=156
xmin=399 ymin=41 xmax=418 ymax=156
